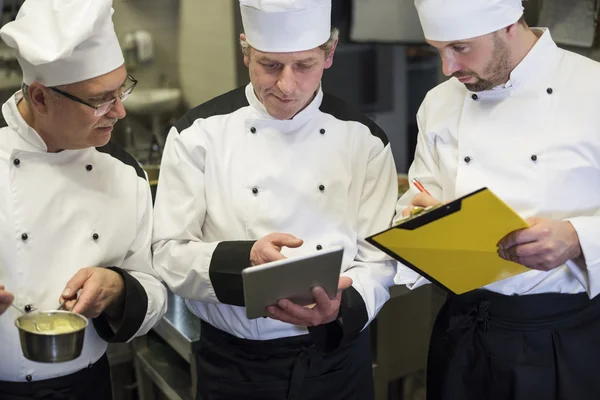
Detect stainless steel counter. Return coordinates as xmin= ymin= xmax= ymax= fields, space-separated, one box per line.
xmin=131 ymin=290 xmax=200 ymax=400
xmin=152 ymin=290 xmax=201 ymax=363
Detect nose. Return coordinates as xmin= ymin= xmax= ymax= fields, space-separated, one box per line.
xmin=441 ymin=53 xmax=461 ymax=77
xmin=107 ymin=97 xmax=126 ymax=119
xmin=277 ymin=66 xmax=296 ymax=96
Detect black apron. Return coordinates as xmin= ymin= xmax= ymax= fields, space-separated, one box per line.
xmin=195 ymin=321 xmax=374 ymax=400
xmin=0 ymin=353 xmax=112 ymax=400
xmin=427 ymin=289 xmax=600 ymax=400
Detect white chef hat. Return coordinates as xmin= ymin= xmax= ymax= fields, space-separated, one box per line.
xmin=0 ymin=0 xmax=124 ymax=86
xmin=415 ymin=0 xmax=524 ymax=41
xmin=240 ymin=0 xmax=332 ymax=53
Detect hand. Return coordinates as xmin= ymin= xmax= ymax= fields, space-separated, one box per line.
xmin=250 ymin=233 xmax=303 ymax=266
xmin=60 ymin=267 xmax=125 ymax=319
xmin=401 ymin=192 xmax=441 ymax=218
xmin=498 ymin=217 xmax=583 ymax=271
xmin=266 ymin=276 xmax=353 ymax=327
xmin=0 ymin=286 xmax=14 ymax=316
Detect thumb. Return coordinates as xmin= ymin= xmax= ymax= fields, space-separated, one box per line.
xmin=338 ymin=276 xmax=353 ymax=291
xmin=61 ymin=268 xmax=92 ymax=300
xmin=270 ymin=233 xmax=304 ymax=248
xmin=526 ymin=216 xmax=541 ymax=227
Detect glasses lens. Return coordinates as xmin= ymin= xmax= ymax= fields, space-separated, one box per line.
xmin=120 ymin=78 xmax=136 ymax=102
xmin=94 ymin=101 xmax=115 ymax=117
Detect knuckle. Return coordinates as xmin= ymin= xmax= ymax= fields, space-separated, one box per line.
xmin=543 ymin=243 xmax=554 ymax=253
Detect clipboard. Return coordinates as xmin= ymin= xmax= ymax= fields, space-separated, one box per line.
xmin=366 ymin=188 xmax=530 ymax=295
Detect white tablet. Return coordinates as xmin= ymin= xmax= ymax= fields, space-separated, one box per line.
xmin=242 ymin=246 xmax=344 ymax=320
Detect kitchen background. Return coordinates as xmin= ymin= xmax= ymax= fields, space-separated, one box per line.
xmin=0 ymin=0 xmax=598 ymax=399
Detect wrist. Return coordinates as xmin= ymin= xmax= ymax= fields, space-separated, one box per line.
xmin=104 ymin=275 xmax=126 ymax=319
xmin=566 ymin=221 xmax=584 ymax=261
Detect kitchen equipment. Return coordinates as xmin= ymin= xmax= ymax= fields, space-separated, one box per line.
xmin=14 ymin=310 xmax=88 ymax=363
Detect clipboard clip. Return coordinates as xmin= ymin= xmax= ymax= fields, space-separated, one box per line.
xmin=395 ymin=200 xmax=462 ymax=231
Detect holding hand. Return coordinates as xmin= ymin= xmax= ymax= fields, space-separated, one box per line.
xmin=266 ymin=276 xmax=353 ymax=327
xmin=60 ymin=267 xmax=125 ymax=319
xmin=401 ymin=192 xmax=441 ymax=218
xmin=498 ymin=217 xmax=583 ymax=271
xmin=0 ymin=285 xmax=14 ymax=316
xmin=250 ymin=233 xmax=304 ymax=266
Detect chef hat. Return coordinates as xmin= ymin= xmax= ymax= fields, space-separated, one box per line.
xmin=415 ymin=0 xmax=524 ymax=41
xmin=240 ymin=0 xmax=332 ymax=52
xmin=0 ymin=0 xmax=124 ymax=86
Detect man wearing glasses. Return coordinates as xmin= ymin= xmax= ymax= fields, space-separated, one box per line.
xmin=0 ymin=0 xmax=166 ymax=399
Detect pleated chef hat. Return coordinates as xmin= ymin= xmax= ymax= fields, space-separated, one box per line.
xmin=415 ymin=0 xmax=524 ymax=41
xmin=240 ymin=0 xmax=332 ymax=52
xmin=0 ymin=0 xmax=124 ymax=86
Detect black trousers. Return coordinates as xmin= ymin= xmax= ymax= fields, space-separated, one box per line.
xmin=427 ymin=290 xmax=600 ymax=400
xmin=0 ymin=354 xmax=112 ymax=400
xmin=195 ymin=321 xmax=374 ymax=400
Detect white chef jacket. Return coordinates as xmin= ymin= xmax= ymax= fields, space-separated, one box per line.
xmin=153 ymin=84 xmax=397 ymax=341
xmin=0 ymin=92 xmax=167 ymax=382
xmin=395 ymin=29 xmax=600 ymax=298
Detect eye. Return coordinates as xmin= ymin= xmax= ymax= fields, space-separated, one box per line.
xmin=260 ymin=62 xmax=279 ymax=70
xmin=453 ymin=45 xmax=467 ymax=53
xmin=297 ymin=64 xmax=313 ymax=70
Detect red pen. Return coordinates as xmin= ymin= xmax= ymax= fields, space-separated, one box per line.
xmin=411 ymin=178 xmax=431 ymax=196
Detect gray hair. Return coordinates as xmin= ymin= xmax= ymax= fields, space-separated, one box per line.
xmin=240 ymin=27 xmax=340 ymax=59
xmin=21 ymin=82 xmax=61 ymax=104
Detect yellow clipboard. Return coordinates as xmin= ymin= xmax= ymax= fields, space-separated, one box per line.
xmin=367 ymin=188 xmax=530 ymax=295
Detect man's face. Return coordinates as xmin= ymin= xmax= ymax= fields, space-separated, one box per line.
xmin=244 ymin=43 xmax=336 ymax=120
xmin=45 ymin=65 xmax=128 ymax=150
xmin=428 ymin=32 xmax=511 ymax=92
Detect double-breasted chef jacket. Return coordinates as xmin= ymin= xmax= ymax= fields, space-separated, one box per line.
xmin=0 ymin=91 xmax=167 ymax=382
xmin=152 ymin=83 xmax=398 ymax=347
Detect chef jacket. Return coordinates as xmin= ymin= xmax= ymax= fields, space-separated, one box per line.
xmin=152 ymin=84 xmax=397 ymax=345
xmin=0 ymin=91 xmax=167 ymax=382
xmin=395 ymin=29 xmax=600 ymax=298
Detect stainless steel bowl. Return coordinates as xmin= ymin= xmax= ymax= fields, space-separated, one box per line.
xmin=14 ymin=310 xmax=88 ymax=363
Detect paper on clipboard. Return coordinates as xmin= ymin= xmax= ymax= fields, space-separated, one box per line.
xmin=367 ymin=188 xmax=530 ymax=295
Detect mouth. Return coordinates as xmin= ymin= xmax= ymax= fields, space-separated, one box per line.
xmin=455 ymin=75 xmax=475 ymax=84
xmin=95 ymin=125 xmax=114 ymax=134
xmin=272 ymin=95 xmax=295 ymax=104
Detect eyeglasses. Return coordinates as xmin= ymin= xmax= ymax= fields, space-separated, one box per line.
xmin=49 ymin=75 xmax=138 ymax=117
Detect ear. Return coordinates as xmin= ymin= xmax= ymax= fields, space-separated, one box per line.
xmin=323 ymin=39 xmax=338 ymax=70
xmin=240 ymin=33 xmax=251 ymax=67
xmin=27 ymin=83 xmax=51 ymax=115
xmin=503 ymin=22 xmax=520 ymax=39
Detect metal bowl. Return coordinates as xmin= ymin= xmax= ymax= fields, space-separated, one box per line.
xmin=14 ymin=310 xmax=88 ymax=363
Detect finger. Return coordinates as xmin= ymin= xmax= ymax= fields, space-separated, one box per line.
xmin=411 ymin=192 xmax=439 ymax=208
xmin=0 ymin=290 xmax=14 ymax=305
xmin=278 ymin=298 xmax=315 ymax=321
xmin=312 ymin=287 xmax=335 ymax=306
xmin=266 ymin=306 xmax=306 ymax=326
xmin=337 ymin=276 xmax=353 ymax=291
xmin=498 ymin=228 xmax=538 ymax=250
xmin=504 ymin=242 xmax=546 ymax=259
xmin=269 ymin=233 xmax=304 ymax=248
xmin=510 ymin=256 xmax=554 ymax=271
xmin=401 ymin=206 xmax=414 ymax=218
xmin=260 ymin=247 xmax=287 ymax=264
xmin=62 ymin=299 xmax=78 ymax=312
xmin=62 ymin=268 xmax=93 ymax=301
xmin=71 ymin=284 xmax=101 ymax=317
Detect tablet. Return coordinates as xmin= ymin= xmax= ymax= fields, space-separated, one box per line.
xmin=242 ymin=246 xmax=344 ymax=320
